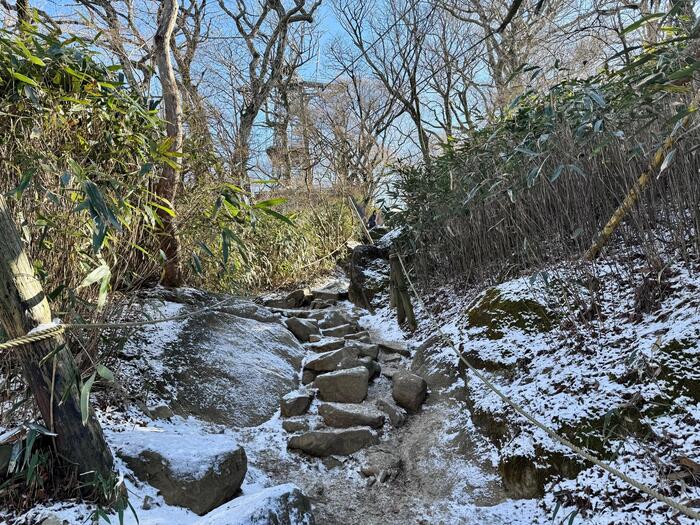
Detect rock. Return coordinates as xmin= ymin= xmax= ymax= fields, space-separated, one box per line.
xmin=282 ymin=419 xmax=310 ymax=433
xmin=308 ymin=334 xmax=322 ymax=343
xmin=381 ymin=354 xmax=403 ymax=364
xmin=286 ymin=288 xmax=313 ymax=308
xmin=377 ymin=340 xmax=411 ymax=357
xmin=348 ymin=245 xmax=390 ymax=309
xmin=312 ymin=285 xmax=349 ymax=302
xmin=375 ymin=398 xmax=407 ymax=427
xmin=322 ymin=323 xmax=358 ymax=338
xmin=285 ymin=317 xmax=321 ymax=342
xmin=381 ymin=367 xmax=400 ymax=379
xmin=310 ymin=299 xmax=334 ymax=310
xmin=119 ymin=440 xmax=247 ymax=516
xmin=38 ymin=516 xmax=66 ymax=525
xmin=392 ymin=371 xmax=428 ymax=412
xmin=142 ymin=495 xmax=156 ymax=510
xmin=345 ymin=331 xmax=371 ymax=342
xmin=360 ymin=447 xmax=402 ymax=479
xmin=263 ymin=297 xmax=289 ymax=309
xmin=411 ymin=334 xmax=459 ymax=393
xmin=302 ymin=369 xmax=317 ymax=385
xmin=305 ymin=338 xmax=345 ymax=353
xmin=346 ymin=340 xmax=379 ymax=359
xmin=288 ymin=429 xmax=378 ymax=456
xmin=148 ymin=404 xmax=174 ymax=420
xmin=281 ymin=389 xmax=313 ymax=417
xmin=304 ymin=348 xmax=357 ymax=373
xmin=337 ymin=356 xmax=381 ymax=379
xmin=195 ymin=483 xmax=315 ymax=525
xmin=114 ymin=291 xmax=306 ymax=427
xmin=314 ymin=367 xmax=369 ymax=403
xmin=319 ymin=310 xmax=356 ymax=330
xmin=318 ymin=403 xmax=385 ymax=428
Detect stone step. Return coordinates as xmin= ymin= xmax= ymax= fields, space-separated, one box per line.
xmin=314 ymin=366 xmax=369 ymax=403
xmin=345 ymin=340 xmax=379 ymax=359
xmin=280 ymin=389 xmax=313 ymax=418
xmin=375 ymin=340 xmax=411 ymax=357
xmin=304 ymin=347 xmax=358 ymax=373
xmin=322 ymin=323 xmax=359 ymax=338
xmin=392 ymin=371 xmax=428 ymax=413
xmin=284 ymin=317 xmax=320 ymax=342
xmin=305 ymin=337 xmax=345 ymax=353
xmin=318 ymin=402 xmax=385 ymax=429
xmin=288 ymin=428 xmax=378 ymax=456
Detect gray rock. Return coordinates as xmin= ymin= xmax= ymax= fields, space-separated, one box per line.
xmin=360 ymin=447 xmax=402 ymax=479
xmin=345 ymin=331 xmax=371 ymax=342
xmin=319 ymin=310 xmax=356 ymax=330
xmin=302 ymin=369 xmax=317 ymax=385
xmin=285 ymin=317 xmax=321 ymax=342
xmin=375 ymin=398 xmax=407 ymax=427
xmin=348 ymin=245 xmax=390 ymax=309
xmin=304 ymin=348 xmax=356 ymax=373
xmin=305 ymin=338 xmax=345 ymax=353
xmin=322 ymin=323 xmax=358 ymax=338
xmin=282 ymin=418 xmax=310 ymax=433
xmin=308 ymin=334 xmax=322 ymax=343
xmin=263 ymin=297 xmax=289 ymax=309
xmin=286 ymin=288 xmax=313 ymax=308
xmin=281 ymin=389 xmax=313 ymax=417
xmin=310 ymin=299 xmax=334 ymax=309
xmin=346 ymin=340 xmax=379 ymax=359
xmin=377 ymin=340 xmax=411 ymax=357
xmin=142 ymin=495 xmax=156 ymax=511
xmin=148 ymin=404 xmax=175 ymax=420
xmin=120 ymin=445 xmax=247 ymax=516
xmin=195 ymin=483 xmax=315 ymax=525
xmin=392 ymin=371 xmax=428 ymax=412
xmin=288 ymin=429 xmax=378 ymax=456
xmin=38 ymin=517 xmax=67 ymax=525
xmin=318 ymin=403 xmax=385 ymax=428
xmin=312 ymin=285 xmax=349 ymax=302
xmin=115 ymin=292 xmax=306 ymax=427
xmin=314 ymin=367 xmax=369 ymax=403
xmin=337 ymin=356 xmax=381 ymax=379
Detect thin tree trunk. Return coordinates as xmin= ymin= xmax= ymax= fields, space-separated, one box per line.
xmin=235 ymin=110 xmax=255 ymax=190
xmin=0 ymin=195 xmax=114 ymax=484
xmin=16 ymin=0 xmax=30 ymax=25
xmin=154 ymin=0 xmax=184 ymax=287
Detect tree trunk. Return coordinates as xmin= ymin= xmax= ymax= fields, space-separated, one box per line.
xmin=0 ymin=195 xmax=114 ymax=484
xmin=235 ymin=109 xmax=255 ymax=190
xmin=154 ymin=0 xmax=184 ymax=287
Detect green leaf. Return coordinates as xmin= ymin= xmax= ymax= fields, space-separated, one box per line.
xmin=78 ymin=263 xmax=110 ymax=289
xmin=96 ymin=364 xmax=115 ymax=382
xmin=80 ymin=372 xmax=96 ymax=425
xmin=254 ymin=197 xmax=287 ymax=208
xmin=11 ymin=71 xmax=39 ymax=87
xmin=259 ymin=207 xmax=294 ymax=226
xmin=622 ymin=13 xmax=664 ymax=35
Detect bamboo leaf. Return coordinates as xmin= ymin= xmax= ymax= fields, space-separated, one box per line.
xmin=80 ymin=372 xmax=96 ymax=425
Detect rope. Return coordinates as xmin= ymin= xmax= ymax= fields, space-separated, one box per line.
xmin=0 ymin=296 xmax=236 ymax=352
xmin=394 ymin=252 xmax=700 ymax=521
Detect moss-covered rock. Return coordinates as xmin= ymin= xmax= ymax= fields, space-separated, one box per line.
xmin=466 ymin=288 xmax=555 ymax=340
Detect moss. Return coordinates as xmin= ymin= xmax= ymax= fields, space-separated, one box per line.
xmin=467 ymin=288 xmax=555 ymax=339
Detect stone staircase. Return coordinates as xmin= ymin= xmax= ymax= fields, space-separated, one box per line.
xmin=269 ymin=284 xmax=428 ymax=471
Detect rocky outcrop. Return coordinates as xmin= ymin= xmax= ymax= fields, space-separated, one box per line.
xmin=318 ymin=403 xmax=385 ymax=428
xmin=281 ymin=390 xmax=313 ymax=417
xmin=120 ymin=445 xmax=247 ymax=515
xmin=348 ymin=245 xmax=390 ymax=308
xmin=195 ymin=483 xmax=315 ymax=525
xmin=285 ymin=318 xmax=321 ymax=342
xmin=314 ymin=367 xmax=370 ymax=403
xmin=288 ymin=429 xmax=378 ymax=456
xmin=392 ymin=371 xmax=428 ymax=412
xmin=115 ymin=290 xmax=306 ymax=427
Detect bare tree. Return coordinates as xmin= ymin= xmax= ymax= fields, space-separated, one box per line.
xmin=217 ymin=0 xmax=321 ymax=186
xmin=154 ymin=0 xmax=184 ymax=286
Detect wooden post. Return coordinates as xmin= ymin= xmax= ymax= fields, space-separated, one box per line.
xmin=0 ymin=195 xmax=114 ymax=485
xmin=389 ymin=253 xmax=417 ymax=331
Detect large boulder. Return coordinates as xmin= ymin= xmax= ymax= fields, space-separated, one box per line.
xmin=285 ymin=318 xmax=321 ymax=342
xmin=114 ymin=425 xmax=247 ymax=516
xmin=114 ymin=290 xmax=306 ymax=427
xmin=345 ymin=340 xmax=379 ymax=359
xmin=337 ymin=356 xmax=381 ymax=379
xmin=286 ymin=288 xmax=313 ymax=308
xmin=392 ymin=371 xmax=428 ymax=412
xmin=288 ymin=429 xmax=378 ymax=456
xmin=305 ymin=338 xmax=345 ymax=353
xmin=318 ymin=403 xmax=385 ymax=429
xmin=314 ymin=367 xmax=369 ymax=403
xmin=319 ymin=310 xmax=356 ymax=330
xmin=281 ymin=389 xmax=313 ymax=418
xmin=304 ymin=348 xmax=357 ymax=373
xmin=312 ymin=283 xmax=349 ymax=303
xmin=322 ymin=323 xmax=358 ymax=338
xmin=195 ymin=483 xmax=315 ymax=525
xmin=348 ymin=245 xmax=390 ymax=308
